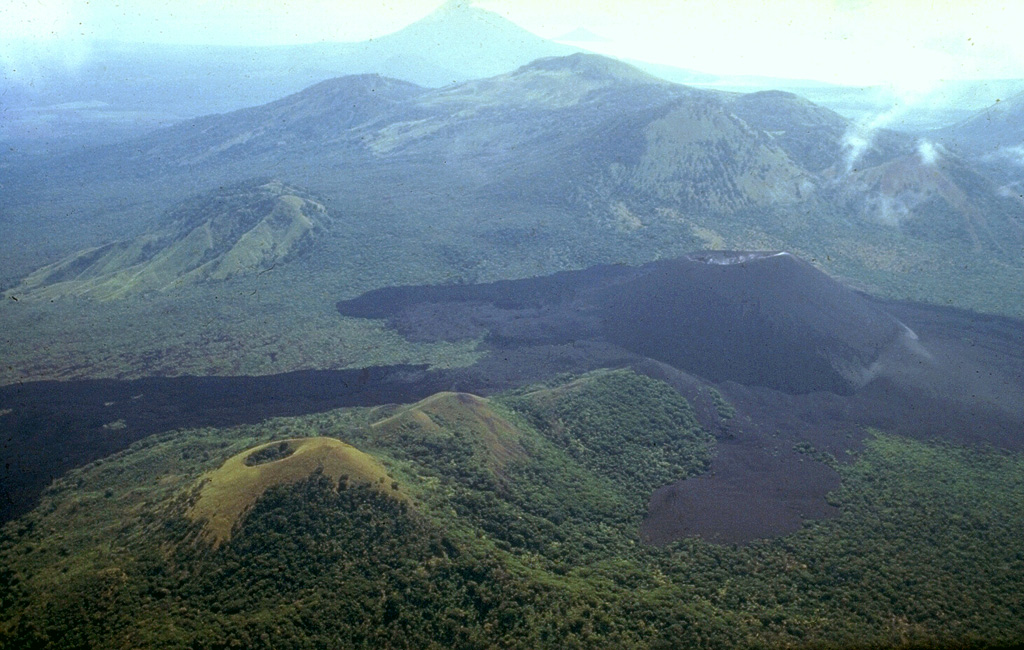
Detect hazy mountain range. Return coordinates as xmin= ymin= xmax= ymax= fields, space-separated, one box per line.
xmin=4 ymin=1 xmax=1020 ymax=154
xmin=2 ymin=1 xmax=581 ymax=150
xmin=5 ymin=53 xmax=1022 ymax=316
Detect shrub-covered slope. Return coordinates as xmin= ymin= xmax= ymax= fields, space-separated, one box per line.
xmin=8 ymin=180 xmax=329 ymax=300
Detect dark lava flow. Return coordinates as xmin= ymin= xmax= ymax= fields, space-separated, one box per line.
xmin=338 ymin=252 xmax=907 ymax=395
xmin=3 ymin=251 xmax=1023 ymax=544
xmin=0 ymin=365 xmax=450 ymax=523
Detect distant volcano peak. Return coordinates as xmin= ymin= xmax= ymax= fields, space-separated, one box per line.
xmin=435 ymin=0 xmax=477 ymax=12
xmin=413 ymin=0 xmax=518 ymax=28
xmin=518 ymin=53 xmax=662 ymax=84
xmin=369 ymin=0 xmax=577 ymax=84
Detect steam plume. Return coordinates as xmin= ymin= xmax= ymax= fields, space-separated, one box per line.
xmin=917 ymin=139 xmax=940 ymax=165
xmin=841 ymin=83 xmax=936 ymax=174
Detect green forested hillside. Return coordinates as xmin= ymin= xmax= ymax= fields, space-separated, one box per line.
xmin=8 ymin=180 xmax=331 ymax=300
xmin=2 ymin=370 xmax=1023 ymax=649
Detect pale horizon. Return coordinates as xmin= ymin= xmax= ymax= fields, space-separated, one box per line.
xmin=2 ymin=0 xmax=1023 ymax=89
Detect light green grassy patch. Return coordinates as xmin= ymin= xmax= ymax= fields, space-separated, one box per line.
xmin=189 ymin=437 xmax=401 ymax=545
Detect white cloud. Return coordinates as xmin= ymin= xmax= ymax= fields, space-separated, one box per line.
xmin=991 ymin=145 xmax=1024 ymax=167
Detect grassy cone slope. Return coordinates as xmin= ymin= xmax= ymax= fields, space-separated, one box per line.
xmin=188 ymin=436 xmax=401 ymax=545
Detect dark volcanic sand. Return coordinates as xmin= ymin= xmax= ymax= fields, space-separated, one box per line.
xmin=338 ymin=252 xmax=907 ymax=395
xmin=642 ymin=448 xmax=841 ymax=545
xmin=636 ymin=291 xmax=1024 ymax=544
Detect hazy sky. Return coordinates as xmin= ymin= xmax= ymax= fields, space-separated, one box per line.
xmin=2 ymin=0 xmax=1022 ymax=86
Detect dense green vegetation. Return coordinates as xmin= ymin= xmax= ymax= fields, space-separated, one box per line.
xmin=345 ymin=371 xmax=714 ymax=563
xmin=708 ymin=387 xmax=736 ymax=420
xmin=2 ymin=371 xmax=1023 ymax=648
xmin=502 ymin=371 xmax=713 ymax=508
xmin=0 ymin=275 xmax=484 ymax=385
xmin=244 ymin=441 xmax=294 ymax=466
